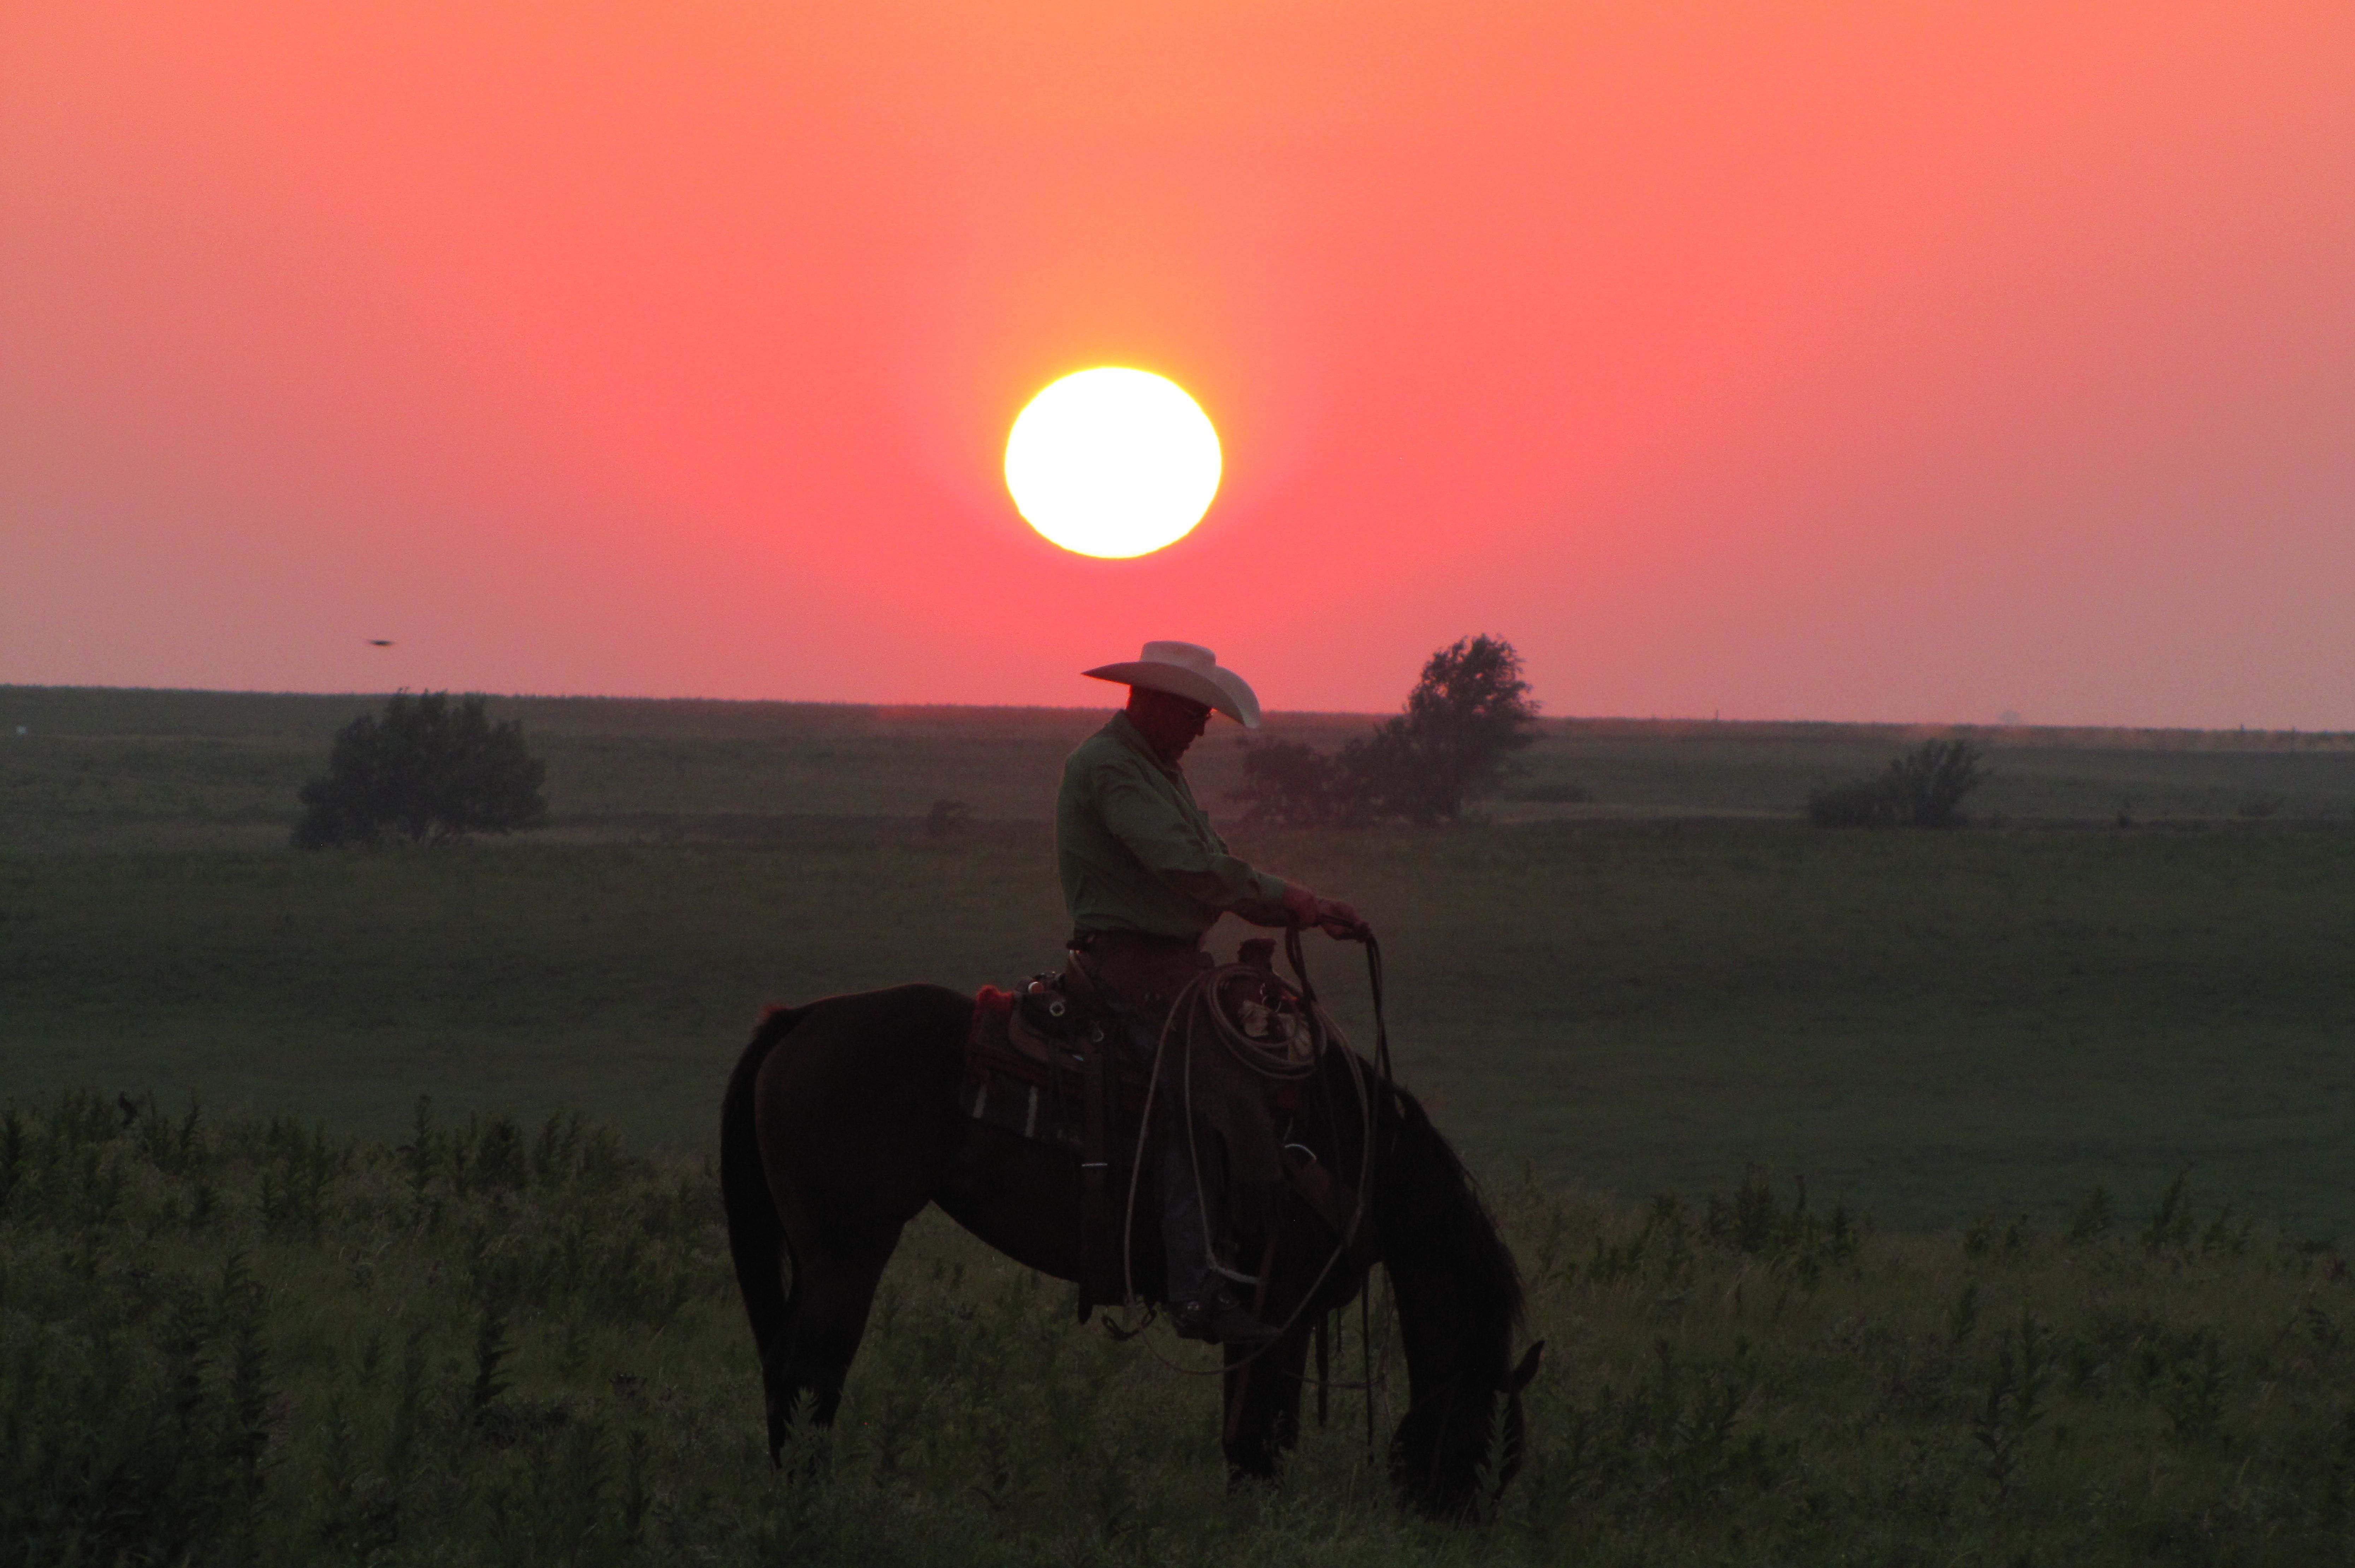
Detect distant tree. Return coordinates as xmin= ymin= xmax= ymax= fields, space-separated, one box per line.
xmin=1234 ymin=635 xmax=1539 ymax=828
xmin=292 ymin=691 xmax=548 ymax=848
xmin=1349 ymin=635 xmax=1540 ymax=825
xmin=1807 ymin=738 xmax=1986 ymax=829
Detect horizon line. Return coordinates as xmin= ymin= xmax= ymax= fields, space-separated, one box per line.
xmin=4 ymin=681 xmax=2350 ymax=743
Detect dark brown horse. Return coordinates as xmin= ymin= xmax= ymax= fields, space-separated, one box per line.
xmin=720 ymin=982 xmax=1541 ymax=1513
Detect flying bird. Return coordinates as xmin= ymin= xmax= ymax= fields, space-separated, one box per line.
xmin=368 ymin=639 xmax=395 ymax=647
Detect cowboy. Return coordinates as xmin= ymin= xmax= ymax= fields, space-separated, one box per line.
xmin=1058 ymin=641 xmax=1361 ymax=1346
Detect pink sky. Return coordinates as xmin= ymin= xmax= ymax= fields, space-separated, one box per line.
xmin=4 ymin=1 xmax=2351 ymax=726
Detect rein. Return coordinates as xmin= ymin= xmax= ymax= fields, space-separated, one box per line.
xmin=1286 ymin=922 xmax=1396 ymax=1092
xmin=1289 ymin=923 xmax=1397 ymax=1451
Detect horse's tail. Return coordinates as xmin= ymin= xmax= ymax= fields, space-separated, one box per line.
xmin=722 ymin=1004 xmax=810 ymax=1355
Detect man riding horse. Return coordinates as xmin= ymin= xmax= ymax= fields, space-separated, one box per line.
xmin=1059 ymin=640 xmax=1362 ymax=1347
xmin=722 ymin=646 xmax=1537 ymax=1502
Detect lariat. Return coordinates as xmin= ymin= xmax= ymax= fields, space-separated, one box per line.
xmin=1109 ymin=926 xmax=1392 ymax=1408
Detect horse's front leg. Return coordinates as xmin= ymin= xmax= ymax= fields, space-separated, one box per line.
xmin=1223 ymin=1323 xmax=1311 ymax=1484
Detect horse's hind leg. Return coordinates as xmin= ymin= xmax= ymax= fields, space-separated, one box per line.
xmin=752 ymin=1245 xmax=801 ymax=1462
xmin=768 ymin=1225 xmax=904 ymax=1446
xmin=742 ymin=982 xmax=969 ymax=1461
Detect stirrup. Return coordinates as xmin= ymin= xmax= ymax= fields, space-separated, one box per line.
xmin=1173 ymin=1292 xmax=1282 ymax=1348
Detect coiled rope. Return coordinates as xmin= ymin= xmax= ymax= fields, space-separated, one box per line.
xmin=1110 ymin=927 xmax=1392 ymax=1387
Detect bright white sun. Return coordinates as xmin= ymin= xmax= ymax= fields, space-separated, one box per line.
xmin=1004 ymin=367 xmax=1222 ymax=558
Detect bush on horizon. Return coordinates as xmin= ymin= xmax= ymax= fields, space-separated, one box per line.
xmin=1809 ymin=737 xmax=1988 ymax=829
xmin=1236 ymin=635 xmax=1539 ymax=828
xmin=292 ymin=691 xmax=548 ymax=849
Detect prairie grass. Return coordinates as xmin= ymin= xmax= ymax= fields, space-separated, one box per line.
xmin=7 ymin=816 xmax=2354 ymax=1231
xmin=9 ymin=1091 xmax=2355 ymax=1565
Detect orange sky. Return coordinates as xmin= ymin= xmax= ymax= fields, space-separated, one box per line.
xmin=4 ymin=1 xmax=2351 ymax=725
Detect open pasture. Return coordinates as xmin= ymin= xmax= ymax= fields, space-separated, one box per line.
xmin=4 ymin=685 xmax=2354 ymax=1232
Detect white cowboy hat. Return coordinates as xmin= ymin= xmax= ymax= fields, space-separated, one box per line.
xmin=1083 ymin=641 xmax=1263 ymax=729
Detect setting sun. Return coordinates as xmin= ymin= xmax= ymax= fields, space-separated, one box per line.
xmin=1003 ymin=368 xmax=1222 ymax=559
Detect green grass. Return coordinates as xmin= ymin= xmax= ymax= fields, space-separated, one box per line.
xmin=6 ymin=684 xmax=2355 ymax=1231
xmin=11 ymin=685 xmax=2355 ymax=1560
xmin=6 ymin=821 xmax=2354 ymax=1232
xmin=12 ymin=1093 xmax=2355 ymax=1566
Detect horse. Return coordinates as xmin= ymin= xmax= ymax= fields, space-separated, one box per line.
xmin=719 ymin=981 xmax=1543 ymax=1514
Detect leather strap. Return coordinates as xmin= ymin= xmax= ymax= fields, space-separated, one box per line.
xmin=1077 ymin=1015 xmax=1122 ymax=1316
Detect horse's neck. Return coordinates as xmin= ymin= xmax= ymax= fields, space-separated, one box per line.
xmin=1371 ymin=1121 xmax=1514 ymax=1391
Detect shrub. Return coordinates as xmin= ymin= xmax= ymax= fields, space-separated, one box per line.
xmin=1808 ymin=738 xmax=1986 ymax=829
xmin=1236 ymin=635 xmax=1540 ymax=828
xmin=1806 ymin=778 xmax=1904 ymax=829
xmin=1233 ymin=739 xmax=1347 ymax=828
xmin=292 ymin=691 xmax=548 ymax=849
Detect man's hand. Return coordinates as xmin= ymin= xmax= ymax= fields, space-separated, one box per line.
xmin=1314 ymin=898 xmax=1366 ymax=939
xmin=1282 ymin=883 xmax=1367 ymax=939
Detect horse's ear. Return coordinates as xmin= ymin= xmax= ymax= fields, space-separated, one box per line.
xmin=1507 ymin=1340 xmax=1544 ymax=1396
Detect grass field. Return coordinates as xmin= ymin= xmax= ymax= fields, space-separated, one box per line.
xmin=14 ymin=1092 xmax=2355 ymax=1567
xmin=5 ymin=684 xmax=2355 ymax=1233
xmin=10 ymin=684 xmax=2355 ymax=1563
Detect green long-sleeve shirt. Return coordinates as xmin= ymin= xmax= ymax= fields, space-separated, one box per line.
xmin=1057 ymin=712 xmax=1290 ymax=940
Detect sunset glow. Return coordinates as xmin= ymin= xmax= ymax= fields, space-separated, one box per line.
xmin=3 ymin=1 xmax=2352 ymax=724
xmin=1004 ymin=369 xmax=1221 ymax=559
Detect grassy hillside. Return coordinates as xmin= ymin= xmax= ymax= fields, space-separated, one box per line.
xmin=4 ymin=685 xmax=2354 ymax=1231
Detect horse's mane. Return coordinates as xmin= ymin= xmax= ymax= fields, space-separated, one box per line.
xmin=1372 ymin=1074 xmax=1525 ymax=1378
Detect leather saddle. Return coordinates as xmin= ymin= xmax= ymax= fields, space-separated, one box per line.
xmin=959 ymin=978 xmax=1149 ymax=1156
xmin=960 ymin=960 xmax=1374 ymax=1317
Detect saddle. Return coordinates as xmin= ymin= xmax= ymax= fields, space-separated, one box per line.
xmin=960 ymin=950 xmax=1372 ymax=1316
xmin=959 ymin=975 xmax=1151 ymax=1314
xmin=958 ymin=980 xmax=1148 ymax=1156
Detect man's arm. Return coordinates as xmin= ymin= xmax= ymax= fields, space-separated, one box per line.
xmin=1097 ymin=770 xmax=1362 ymax=934
xmin=1096 ymin=771 xmax=1287 ymax=917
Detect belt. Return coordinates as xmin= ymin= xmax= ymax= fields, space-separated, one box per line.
xmin=1069 ymin=927 xmax=1206 ymax=957
xmin=1067 ymin=929 xmax=1212 ymax=1017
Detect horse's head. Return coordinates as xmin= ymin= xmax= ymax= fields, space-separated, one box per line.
xmin=1365 ymin=1079 xmax=1544 ymax=1515
xmin=1389 ymin=1339 xmax=1544 ymax=1513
